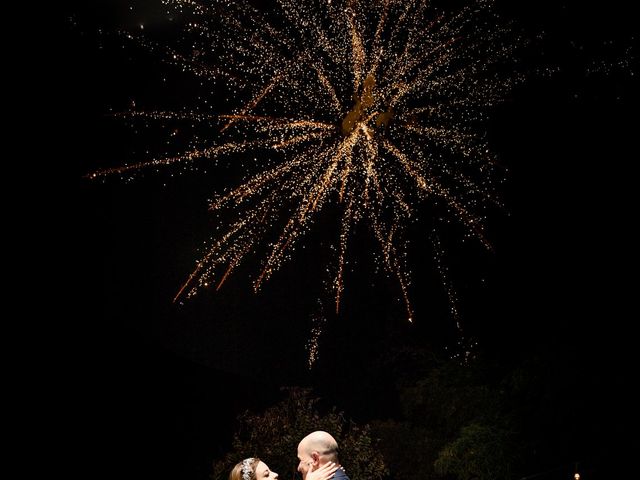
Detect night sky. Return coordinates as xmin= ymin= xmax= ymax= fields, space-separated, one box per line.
xmin=61 ymin=1 xmax=636 ymax=479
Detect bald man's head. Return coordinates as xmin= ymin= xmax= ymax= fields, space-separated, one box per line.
xmin=297 ymin=431 xmax=339 ymax=479
xmin=299 ymin=431 xmax=339 ymax=459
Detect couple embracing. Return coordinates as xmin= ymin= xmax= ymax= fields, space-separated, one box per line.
xmin=230 ymin=431 xmax=349 ymax=480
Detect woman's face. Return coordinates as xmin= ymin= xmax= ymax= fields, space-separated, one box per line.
xmin=254 ymin=461 xmax=279 ymax=480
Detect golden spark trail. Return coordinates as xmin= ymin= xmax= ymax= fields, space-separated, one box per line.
xmin=91 ymin=0 xmax=520 ymax=325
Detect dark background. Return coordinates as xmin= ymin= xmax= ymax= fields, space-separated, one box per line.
xmin=59 ymin=1 xmax=636 ymax=479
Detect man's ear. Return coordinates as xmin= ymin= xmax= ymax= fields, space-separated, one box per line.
xmin=311 ymin=452 xmax=320 ymax=466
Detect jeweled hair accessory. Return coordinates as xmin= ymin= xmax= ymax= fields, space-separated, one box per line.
xmin=241 ymin=458 xmax=255 ymax=480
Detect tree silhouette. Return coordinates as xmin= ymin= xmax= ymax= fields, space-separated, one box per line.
xmin=212 ymin=388 xmax=388 ymax=480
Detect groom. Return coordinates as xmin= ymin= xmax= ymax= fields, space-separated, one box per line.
xmin=297 ymin=431 xmax=350 ymax=480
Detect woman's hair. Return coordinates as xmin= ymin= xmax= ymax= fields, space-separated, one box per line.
xmin=230 ymin=458 xmax=261 ymax=480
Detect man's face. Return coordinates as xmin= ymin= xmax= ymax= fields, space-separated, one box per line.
xmin=297 ymin=444 xmax=315 ymax=480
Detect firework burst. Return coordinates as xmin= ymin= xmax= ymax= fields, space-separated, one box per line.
xmin=90 ymin=0 xmax=521 ymax=322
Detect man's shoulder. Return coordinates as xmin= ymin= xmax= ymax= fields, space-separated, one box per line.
xmin=334 ymin=467 xmax=351 ymax=480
